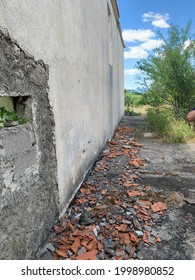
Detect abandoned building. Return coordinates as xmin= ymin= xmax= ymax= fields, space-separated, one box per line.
xmin=0 ymin=0 xmax=124 ymax=259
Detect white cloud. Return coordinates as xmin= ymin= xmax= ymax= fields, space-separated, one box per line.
xmin=124 ymin=46 xmax=149 ymax=59
xmin=184 ymin=40 xmax=191 ymax=49
xmin=124 ymin=69 xmax=140 ymax=76
xmin=140 ymin=39 xmax=164 ymax=51
xmin=122 ymin=29 xmax=155 ymax=42
xmin=124 ymin=39 xmax=163 ymax=59
xmin=152 ymin=19 xmax=170 ymax=28
xmin=142 ymin=12 xmax=170 ymax=28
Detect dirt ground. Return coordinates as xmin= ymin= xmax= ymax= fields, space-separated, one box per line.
xmin=123 ymin=115 xmax=195 ymax=259
xmin=38 ymin=115 xmax=195 ymax=260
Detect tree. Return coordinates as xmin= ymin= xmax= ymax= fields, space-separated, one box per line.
xmin=136 ymin=21 xmax=195 ymax=118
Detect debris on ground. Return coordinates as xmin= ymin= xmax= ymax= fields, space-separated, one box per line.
xmin=45 ymin=124 xmax=170 ymax=260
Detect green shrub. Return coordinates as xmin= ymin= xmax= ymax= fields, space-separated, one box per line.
xmin=124 ymin=91 xmax=142 ymax=108
xmin=147 ymin=108 xmax=195 ymax=142
xmin=147 ymin=108 xmax=171 ymax=135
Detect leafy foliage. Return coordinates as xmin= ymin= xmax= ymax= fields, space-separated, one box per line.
xmin=0 ymin=107 xmax=27 ymax=128
xmin=136 ymin=21 xmax=195 ymax=118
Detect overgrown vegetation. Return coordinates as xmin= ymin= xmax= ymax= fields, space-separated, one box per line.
xmin=0 ymin=107 xmax=27 ymax=128
xmin=126 ymin=21 xmax=195 ymax=143
xmin=147 ymin=108 xmax=195 ymax=142
xmin=124 ymin=89 xmax=142 ymax=116
xmin=136 ymin=21 xmax=195 ymax=117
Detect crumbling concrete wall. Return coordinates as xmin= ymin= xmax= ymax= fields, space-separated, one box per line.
xmin=0 ymin=30 xmax=58 ymax=259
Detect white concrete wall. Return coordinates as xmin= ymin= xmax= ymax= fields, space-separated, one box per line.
xmin=0 ymin=0 xmax=124 ymax=214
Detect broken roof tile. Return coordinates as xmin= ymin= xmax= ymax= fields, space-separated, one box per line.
xmin=74 ymin=250 xmax=98 ymax=260
xmin=151 ymin=202 xmax=167 ymax=212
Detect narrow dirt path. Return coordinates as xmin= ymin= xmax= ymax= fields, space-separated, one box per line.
xmin=37 ymin=115 xmax=195 ymax=260
xmin=123 ymin=115 xmax=195 ymax=259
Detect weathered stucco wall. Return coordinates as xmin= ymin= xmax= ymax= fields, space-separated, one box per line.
xmin=0 ymin=0 xmax=124 ymax=258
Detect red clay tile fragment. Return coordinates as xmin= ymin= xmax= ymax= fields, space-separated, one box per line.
xmin=75 ymin=250 xmax=98 ymax=260
xmin=130 ymin=232 xmax=139 ymax=243
xmin=53 ymin=225 xmax=63 ymax=233
xmin=124 ymin=182 xmax=139 ymax=187
xmin=101 ymin=190 xmax=107 ymax=195
xmin=155 ymin=237 xmax=162 ymax=243
xmin=76 ymin=198 xmax=88 ymax=204
xmin=137 ymin=199 xmax=152 ymax=206
xmin=71 ymin=238 xmax=81 ymax=254
xmin=58 ymin=237 xmax=68 ymax=245
xmin=81 ymin=240 xmax=95 ymax=251
xmin=151 ymin=202 xmax=167 ymax=212
xmin=140 ymin=209 xmax=150 ymax=216
xmin=129 ymin=160 xmax=140 ymax=168
xmin=115 ymin=224 xmax=127 ymax=232
xmin=119 ymin=233 xmax=131 ymax=245
xmin=72 ymin=227 xmax=94 ymax=237
xmin=143 ymin=231 xmax=150 ymax=244
xmin=56 ymin=249 xmax=68 ymax=258
xmin=127 ymin=190 xmax=142 ymax=197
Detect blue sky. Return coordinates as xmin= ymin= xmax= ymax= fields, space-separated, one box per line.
xmin=117 ymin=0 xmax=195 ymax=90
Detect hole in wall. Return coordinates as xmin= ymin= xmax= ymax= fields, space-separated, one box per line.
xmin=0 ymin=96 xmax=32 ymax=127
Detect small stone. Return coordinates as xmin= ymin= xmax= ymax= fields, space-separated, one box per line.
xmin=148 ymin=235 xmax=156 ymax=244
xmin=97 ymin=236 xmax=104 ymax=241
xmin=67 ymin=250 xmax=73 ymax=257
xmin=133 ymin=218 xmax=142 ymax=230
xmin=97 ymin=251 xmax=105 ymax=260
xmin=93 ymin=228 xmax=98 ymax=237
xmin=126 ymin=207 xmax=136 ymax=215
xmin=77 ymin=247 xmax=86 ymax=256
xmin=151 ymin=229 xmax=159 ymax=237
xmin=102 ymin=149 xmax=110 ymax=154
xmin=122 ymin=145 xmax=132 ymax=149
xmin=45 ymin=243 xmax=56 ymax=252
xmin=108 ymin=219 xmax=115 ymax=224
xmin=122 ymin=219 xmax=132 ymax=225
xmin=135 ymin=230 xmax=143 ymax=237
xmin=144 ymin=226 xmax=152 ymax=232
xmin=74 ymin=213 xmax=82 ymax=219
xmin=105 ymin=248 xmax=115 ymax=257
xmin=105 ymin=240 xmax=119 ymax=250
xmin=125 ymin=245 xmax=133 ymax=254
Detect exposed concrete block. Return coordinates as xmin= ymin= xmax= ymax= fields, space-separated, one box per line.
xmin=13 ymin=147 xmax=37 ymax=179
xmin=0 ymin=125 xmax=35 ymax=158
